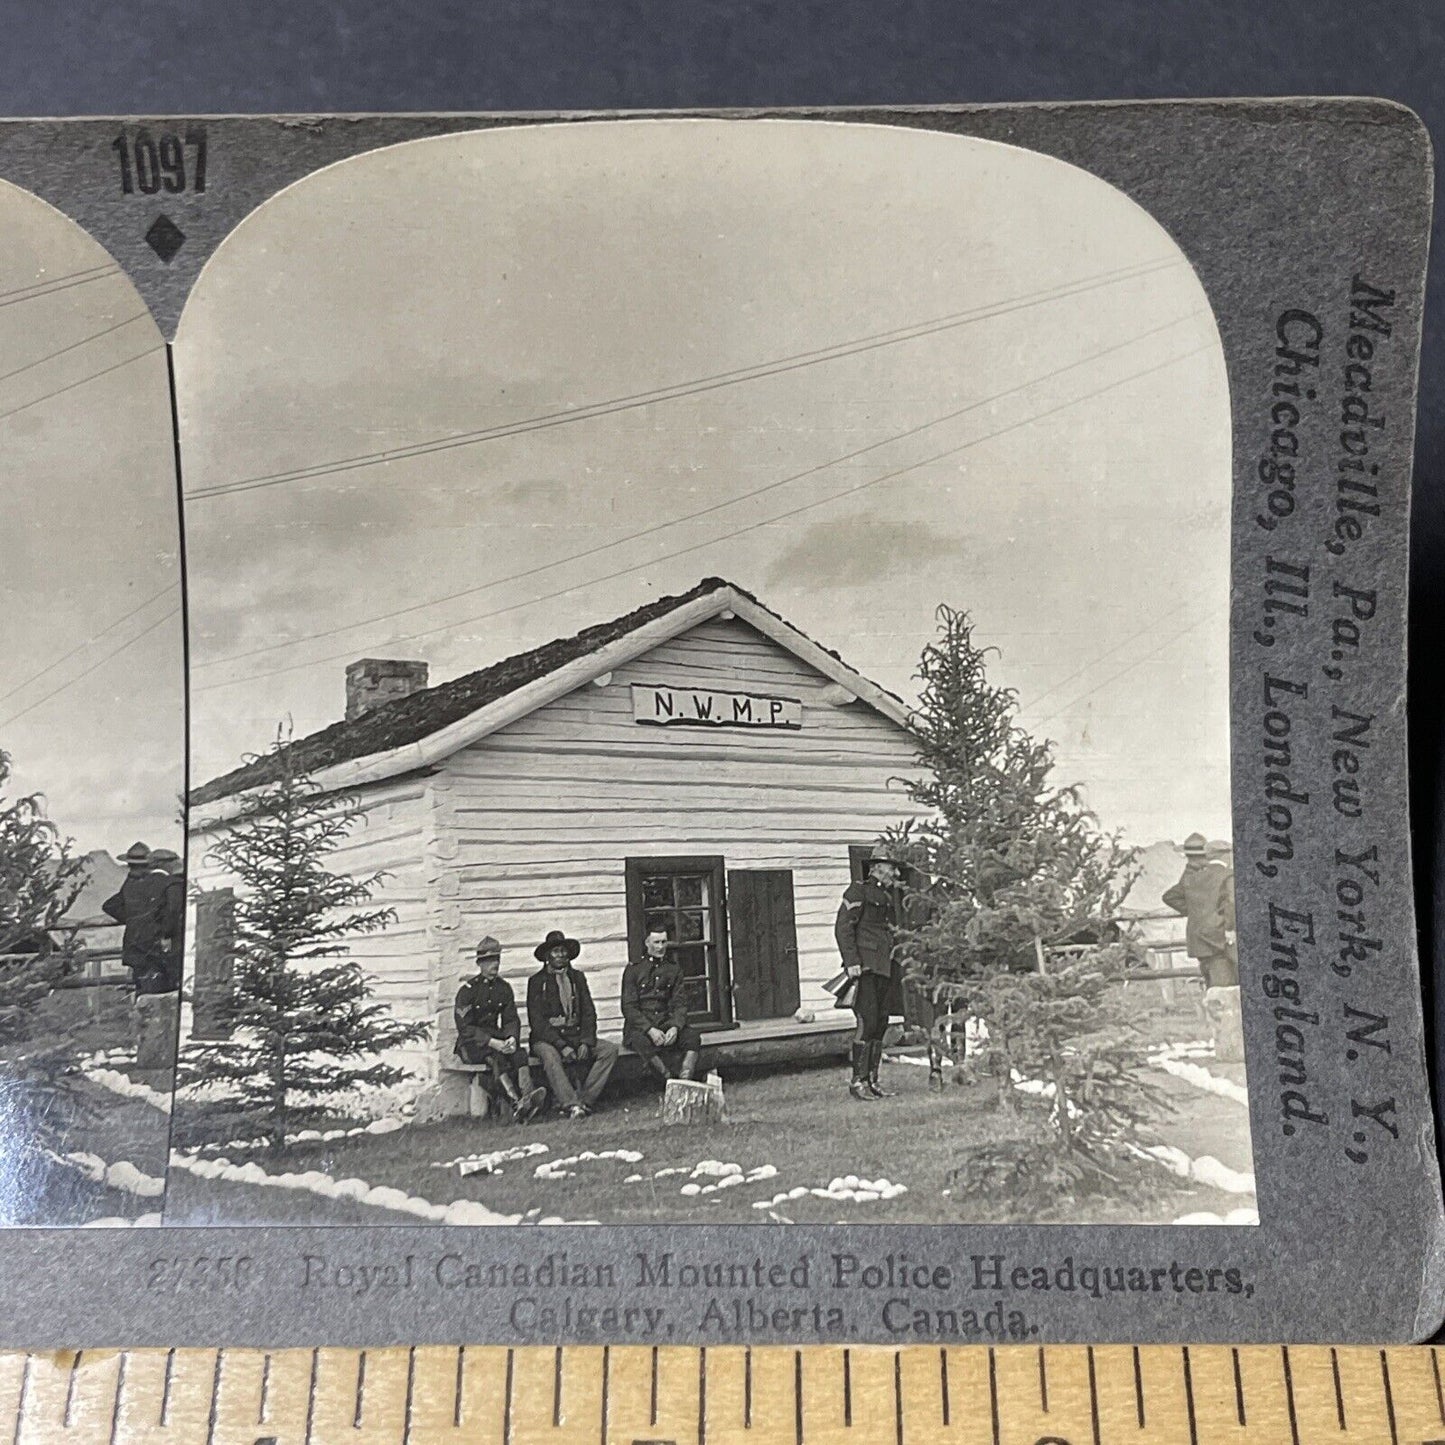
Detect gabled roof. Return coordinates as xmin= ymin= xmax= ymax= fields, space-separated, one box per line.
xmin=191 ymin=577 xmax=913 ymax=820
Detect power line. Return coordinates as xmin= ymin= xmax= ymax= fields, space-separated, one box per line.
xmin=186 ymin=254 xmax=1184 ymax=502
xmin=0 ymin=263 xmax=117 ymax=312
xmin=195 ymin=308 xmax=1206 ymax=675
xmin=0 ymin=582 xmax=179 ymax=709
xmin=0 ymin=311 xmax=152 ymax=390
xmin=0 ymin=606 xmax=181 ymax=730
xmin=1032 ymin=615 xmax=1210 ymax=730
xmin=197 ymin=334 xmax=1211 ymax=693
xmin=0 ymin=344 xmax=165 ymax=427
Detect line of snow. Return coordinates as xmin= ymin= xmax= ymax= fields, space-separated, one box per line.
xmin=1141 ymin=1143 xmax=1255 ymax=1196
xmin=44 ymin=1149 xmax=165 ymax=1199
xmin=1147 ymin=1052 xmax=1249 ymax=1107
xmin=534 ymin=1147 xmax=643 ymax=1181
xmin=80 ymin=1064 xmax=172 ymax=1114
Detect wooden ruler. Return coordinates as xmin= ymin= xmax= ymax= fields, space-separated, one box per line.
xmin=1 ymin=1346 xmax=1443 ymax=1444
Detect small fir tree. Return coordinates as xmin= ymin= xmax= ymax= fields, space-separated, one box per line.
xmin=180 ymin=729 xmax=429 ymax=1155
xmin=887 ymin=607 xmax=1169 ymax=1215
xmin=0 ymin=747 xmax=93 ymax=1171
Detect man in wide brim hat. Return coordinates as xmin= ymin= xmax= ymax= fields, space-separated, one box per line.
xmin=533 ymin=930 xmax=582 ymax=963
xmin=1163 ymin=831 xmax=1236 ymax=989
xmin=526 ymin=929 xmax=617 ymax=1117
xmin=116 ymin=841 xmax=153 ymax=868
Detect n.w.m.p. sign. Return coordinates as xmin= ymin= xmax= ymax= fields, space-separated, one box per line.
xmin=631 ymin=683 xmax=803 ymax=730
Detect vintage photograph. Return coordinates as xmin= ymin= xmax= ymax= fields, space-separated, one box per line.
xmin=169 ymin=118 xmax=1252 ymax=1228
xmin=0 ymin=179 xmax=183 ymax=1225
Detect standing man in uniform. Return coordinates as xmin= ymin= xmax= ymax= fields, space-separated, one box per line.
xmin=455 ymin=936 xmax=545 ymax=1123
xmin=1162 ymin=832 xmax=1235 ymax=989
xmin=621 ymin=925 xmax=702 ymax=1087
xmin=102 ymin=842 xmax=172 ymax=996
xmin=527 ymin=930 xmax=619 ymax=1118
xmin=834 ymin=851 xmax=905 ymax=1101
xmin=149 ymin=847 xmax=187 ymax=993
xmin=1205 ymin=839 xmax=1238 ymax=987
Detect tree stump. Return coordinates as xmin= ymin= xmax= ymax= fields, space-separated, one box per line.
xmin=662 ymin=1076 xmax=726 ymax=1125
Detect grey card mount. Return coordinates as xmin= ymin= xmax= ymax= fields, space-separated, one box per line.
xmin=0 ymin=100 xmax=1438 ymax=1345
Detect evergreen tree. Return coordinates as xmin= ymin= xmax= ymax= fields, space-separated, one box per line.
xmin=180 ymin=730 xmax=429 ymax=1155
xmin=887 ymin=607 xmax=1169 ymax=1215
xmin=0 ymin=747 xmax=92 ymax=1165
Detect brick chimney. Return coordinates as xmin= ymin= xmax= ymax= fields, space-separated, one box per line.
xmin=345 ymin=658 xmax=429 ymax=721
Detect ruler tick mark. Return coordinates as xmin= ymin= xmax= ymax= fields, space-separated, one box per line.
xmin=1282 ymin=1346 xmax=1301 ymax=1445
xmin=503 ymin=1350 xmax=514 ymax=1445
xmin=1182 ymin=1346 xmax=1198 ymax=1445
xmin=454 ymin=1345 xmax=465 ymax=1428
xmin=259 ymin=1352 xmax=272 ymax=1425
xmin=162 ymin=1345 xmax=176 ymax=1426
xmin=1381 ymin=1351 xmax=1399 ymax=1445
xmin=653 ymin=1345 xmax=661 ymax=1427
xmin=63 ymin=1350 xmax=81 ymax=1429
xmin=699 ymin=1345 xmax=707 ymax=1445
xmin=939 ymin=1347 xmax=950 ymax=1427
xmin=894 ymin=1351 xmax=903 ymax=1445
xmin=107 ymin=1351 xmax=125 ymax=1445
xmin=988 ymin=1347 xmax=1000 ymax=1445
xmin=304 ymin=1349 xmax=319 ymax=1445
xmin=206 ymin=1349 xmax=223 ymax=1445
xmin=1434 ymin=1347 xmax=1445 ymax=1423
xmin=1038 ymin=1346 xmax=1048 ymax=1411
xmin=1132 ymin=1345 xmax=1145 ymax=1428
xmin=600 ymin=1346 xmax=610 ymax=1445
xmin=1087 ymin=1346 xmax=1100 ymax=1445
xmin=742 ymin=1347 xmax=749 ymax=1429
xmin=794 ymin=1349 xmax=803 ymax=1445
xmin=402 ymin=1347 xmax=416 ymax=1445
xmin=844 ymin=1348 xmax=852 ymax=1427
xmin=553 ymin=1346 xmax=563 ymax=1428
xmin=1232 ymin=1347 xmax=1246 ymax=1426
xmin=12 ymin=1354 xmax=30 ymax=1445
xmin=1331 ymin=1347 xmax=1345 ymax=1429
xmin=354 ymin=1350 xmax=367 ymax=1430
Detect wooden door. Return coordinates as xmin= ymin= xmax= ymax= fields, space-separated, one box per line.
xmin=726 ymin=869 xmax=799 ymax=1021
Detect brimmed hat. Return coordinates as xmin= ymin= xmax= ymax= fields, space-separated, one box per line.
xmin=118 ymin=841 xmax=152 ymax=866
xmin=150 ymin=848 xmax=182 ymax=868
xmin=534 ymin=929 xmax=581 ymax=962
xmin=475 ymin=935 xmax=503 ymax=960
xmin=1182 ymin=832 xmax=1207 ymax=856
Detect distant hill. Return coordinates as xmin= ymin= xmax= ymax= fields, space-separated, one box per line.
xmin=63 ymin=850 xmax=127 ymax=925
xmin=1121 ymin=840 xmax=1188 ymax=916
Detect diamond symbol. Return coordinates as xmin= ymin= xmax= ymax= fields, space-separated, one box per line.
xmin=144 ymin=214 xmax=186 ymax=263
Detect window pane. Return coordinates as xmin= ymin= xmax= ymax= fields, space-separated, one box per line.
xmin=682 ymin=975 xmax=710 ymax=1013
xmin=677 ymin=911 xmax=704 ymax=942
xmin=675 ymin=875 xmax=704 ymax=907
xmin=645 ymin=909 xmax=675 ymax=940
xmin=676 ymin=943 xmax=707 ymax=978
xmin=641 ymin=876 xmax=671 ymax=908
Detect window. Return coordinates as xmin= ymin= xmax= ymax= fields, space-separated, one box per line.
xmin=624 ymin=856 xmax=731 ymax=1026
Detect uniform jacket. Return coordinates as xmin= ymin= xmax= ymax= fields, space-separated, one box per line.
xmin=102 ymin=868 xmax=179 ymax=990
xmin=454 ymin=972 xmax=522 ymax=1060
xmin=527 ymin=965 xmax=599 ymax=1050
xmin=834 ymin=878 xmax=901 ymax=978
xmin=1162 ymin=860 xmax=1234 ymax=960
xmin=621 ymin=955 xmax=689 ymax=1034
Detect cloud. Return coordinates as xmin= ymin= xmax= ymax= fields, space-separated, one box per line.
xmin=763 ymin=511 xmax=970 ymax=589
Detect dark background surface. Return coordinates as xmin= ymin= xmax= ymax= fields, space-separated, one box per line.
xmin=5 ymin=2 xmax=1442 ymax=1101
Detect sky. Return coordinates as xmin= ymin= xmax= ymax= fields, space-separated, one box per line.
xmin=0 ymin=180 xmax=183 ymax=857
xmin=177 ymin=119 xmax=1231 ymax=845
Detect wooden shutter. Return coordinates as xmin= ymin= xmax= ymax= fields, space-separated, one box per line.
xmin=191 ymin=888 xmax=236 ymax=1041
xmin=726 ymin=869 xmax=799 ymax=1021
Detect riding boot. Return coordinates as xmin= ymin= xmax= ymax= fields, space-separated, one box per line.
xmin=865 ymin=1040 xmax=891 ymax=1098
xmin=679 ymin=1050 xmax=700 ymax=1081
xmin=927 ymin=1045 xmax=944 ymax=1092
xmin=848 ymin=1042 xmax=872 ymax=1101
xmin=648 ymin=1055 xmax=672 ymax=1087
xmin=495 ymin=1072 xmax=524 ymax=1120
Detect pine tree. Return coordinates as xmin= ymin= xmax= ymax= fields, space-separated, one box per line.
xmin=887 ymin=607 xmax=1170 ymax=1216
xmin=0 ymin=747 xmax=93 ymax=1166
xmin=180 ymin=730 xmax=429 ymax=1155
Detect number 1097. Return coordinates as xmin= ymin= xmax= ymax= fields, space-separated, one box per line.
xmin=112 ymin=129 xmax=207 ymax=195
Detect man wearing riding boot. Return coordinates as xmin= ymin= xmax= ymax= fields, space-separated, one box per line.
xmin=834 ymin=850 xmax=905 ymax=1100
xmin=621 ymin=925 xmax=701 ymax=1088
xmin=526 ymin=930 xmax=619 ymax=1118
xmin=454 ymin=936 xmax=545 ymax=1123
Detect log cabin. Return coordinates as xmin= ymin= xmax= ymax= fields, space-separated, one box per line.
xmin=184 ymin=578 xmax=928 ymax=1118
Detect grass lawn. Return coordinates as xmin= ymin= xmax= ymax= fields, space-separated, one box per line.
xmin=164 ymin=1052 xmax=1253 ymax=1228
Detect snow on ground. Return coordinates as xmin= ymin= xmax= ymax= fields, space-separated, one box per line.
xmin=1147 ymin=1043 xmax=1249 ymax=1106
xmin=44 ymin=1150 xmax=165 ymax=1199
xmin=79 ymin=1059 xmax=171 ymax=1113
xmin=534 ymin=1148 xmax=644 ymax=1181
xmin=433 ymin=1142 xmax=550 ymax=1178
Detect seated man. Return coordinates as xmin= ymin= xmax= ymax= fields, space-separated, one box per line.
xmin=621 ymin=925 xmax=701 ymax=1086
xmin=526 ymin=930 xmax=619 ymax=1118
xmin=454 ymin=936 xmax=545 ymax=1123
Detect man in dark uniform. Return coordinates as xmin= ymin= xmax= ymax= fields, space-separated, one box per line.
xmin=526 ymin=930 xmax=619 ymax=1118
xmin=834 ymin=852 xmax=905 ymax=1100
xmin=101 ymin=841 xmax=173 ymax=996
xmin=149 ymin=847 xmax=186 ymax=993
xmin=455 ymin=936 xmax=545 ymax=1123
xmin=621 ymin=925 xmax=702 ymax=1086
xmin=1162 ymin=832 xmax=1236 ymax=989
